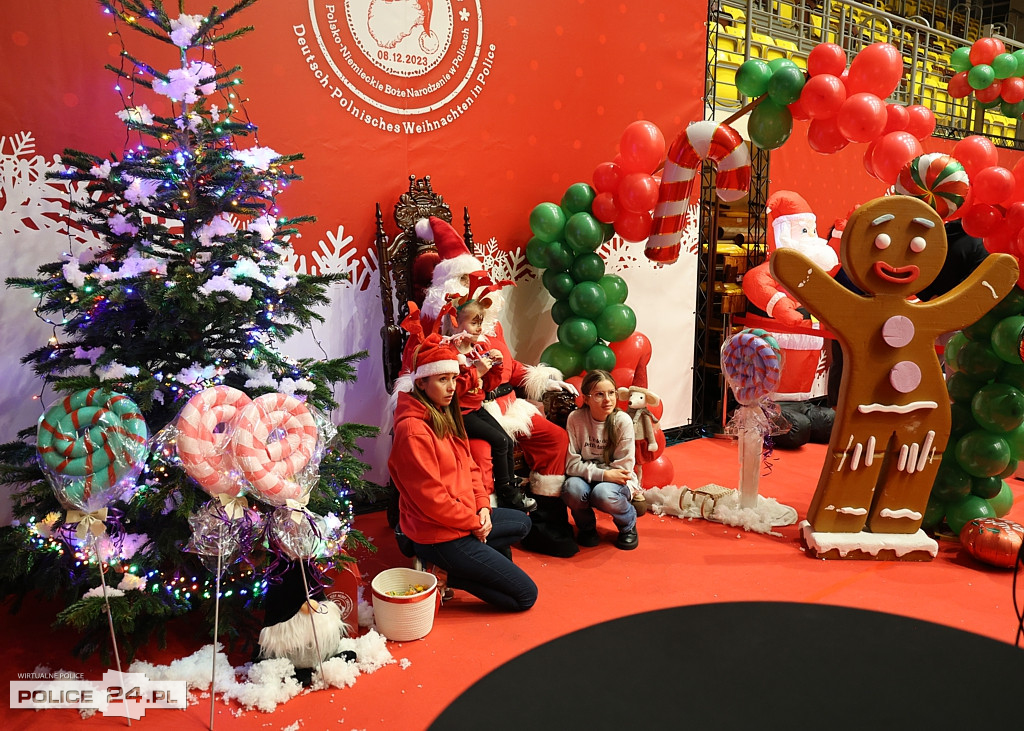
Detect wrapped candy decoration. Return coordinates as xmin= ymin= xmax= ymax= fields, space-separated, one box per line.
xmin=960 ymin=517 xmax=1024 ymax=568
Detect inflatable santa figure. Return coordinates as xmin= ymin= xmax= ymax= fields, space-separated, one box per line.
xmin=413 ymin=216 xmax=579 ymax=557
xmin=742 ymin=191 xmax=838 ymax=401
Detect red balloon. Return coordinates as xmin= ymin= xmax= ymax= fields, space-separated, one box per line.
xmin=640 ymin=454 xmax=675 ymax=489
xmin=962 ymin=203 xmax=1004 ymax=238
xmin=592 ymin=191 xmax=619 ymax=224
xmin=619 ymin=120 xmax=666 ymax=175
xmin=904 ymin=105 xmax=936 ymax=139
xmin=948 ymin=71 xmax=973 ymax=99
xmin=953 ymin=135 xmax=999 ymax=178
xmin=846 ymin=43 xmax=903 ymax=98
xmin=807 ymin=42 xmax=847 ymax=77
xmin=807 ymin=116 xmax=850 ymax=154
xmin=787 ymin=95 xmax=811 ymax=121
xmin=883 ymin=103 xmax=909 ymax=133
xmin=610 ymin=331 xmax=652 ymax=387
xmin=871 ymin=131 xmax=923 ymax=183
xmin=863 ymin=138 xmax=883 ymax=180
xmin=970 ymin=37 xmax=1006 ymax=66
xmin=837 ymin=92 xmax=887 ymax=143
xmin=974 ymin=165 xmax=1015 ymax=205
xmin=976 ymin=80 xmax=1003 ymax=104
xmin=800 ymin=74 xmax=846 ymax=119
xmin=1005 ymin=201 xmax=1024 ymax=230
xmin=1003 ymin=77 xmax=1024 ymax=104
xmin=984 ymin=224 xmax=1014 ymax=254
xmin=593 ymin=161 xmax=623 ymax=193
xmin=618 ymin=172 xmax=660 ymax=213
xmin=636 ymin=427 xmax=667 ymax=465
xmin=614 ymin=209 xmax=654 ymax=242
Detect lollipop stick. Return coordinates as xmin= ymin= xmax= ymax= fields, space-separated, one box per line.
xmin=738 ymin=419 xmax=761 ymax=510
xmin=209 ymin=524 xmax=224 ymax=731
xmin=298 ymin=560 xmax=328 ymax=687
xmin=93 ymin=534 xmax=131 ymax=727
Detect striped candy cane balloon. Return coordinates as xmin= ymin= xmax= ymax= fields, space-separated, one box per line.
xmin=647 ymin=120 xmax=751 ymax=264
xmin=895 ymin=153 xmax=969 ymax=221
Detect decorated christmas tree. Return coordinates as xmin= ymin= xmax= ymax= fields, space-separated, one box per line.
xmin=0 ymin=0 xmax=379 ymax=660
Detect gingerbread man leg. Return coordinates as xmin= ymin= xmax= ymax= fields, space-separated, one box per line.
xmin=866 ymin=417 xmax=948 ymax=534
xmin=805 ymin=412 xmax=892 ymax=533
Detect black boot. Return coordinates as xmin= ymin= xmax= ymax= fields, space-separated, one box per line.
xmin=519 ymin=494 xmax=579 ymax=557
xmin=496 ymin=479 xmax=537 ymax=512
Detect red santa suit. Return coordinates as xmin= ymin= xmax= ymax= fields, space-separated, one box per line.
xmin=742 ymin=191 xmax=838 ymax=400
xmin=412 ymin=216 xmax=577 ymax=556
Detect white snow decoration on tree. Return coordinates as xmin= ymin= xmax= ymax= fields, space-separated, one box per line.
xmin=474 ymin=237 xmax=529 ymax=283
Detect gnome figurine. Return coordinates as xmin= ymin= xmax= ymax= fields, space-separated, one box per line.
xmin=259 ymin=561 xmax=353 ymax=682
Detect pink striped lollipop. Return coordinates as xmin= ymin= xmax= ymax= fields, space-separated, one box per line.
xmin=176 ymin=386 xmax=252 ymax=496
xmin=721 ymin=329 xmax=783 ymax=405
xmin=231 ymin=393 xmax=319 ymax=504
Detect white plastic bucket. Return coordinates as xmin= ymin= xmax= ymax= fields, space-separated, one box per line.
xmin=370 ymin=567 xmax=438 ymax=642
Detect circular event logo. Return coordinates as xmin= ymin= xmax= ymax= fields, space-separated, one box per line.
xmin=300 ymin=0 xmax=493 ymax=132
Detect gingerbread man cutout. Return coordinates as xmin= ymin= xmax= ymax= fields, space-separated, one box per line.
xmin=771 ymin=196 xmax=1019 ymax=538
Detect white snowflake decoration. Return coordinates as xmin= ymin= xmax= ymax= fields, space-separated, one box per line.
xmin=285 ymin=223 xmax=377 ymax=290
xmin=474 ymin=237 xmax=530 ymax=283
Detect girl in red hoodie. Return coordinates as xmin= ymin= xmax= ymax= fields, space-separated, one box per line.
xmin=388 ymin=334 xmax=537 ymax=611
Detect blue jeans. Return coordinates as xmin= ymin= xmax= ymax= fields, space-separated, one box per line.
xmin=562 ymin=476 xmax=637 ymax=533
xmin=412 ymin=508 xmax=537 ymax=611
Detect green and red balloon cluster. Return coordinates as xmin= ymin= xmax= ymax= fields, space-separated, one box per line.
xmin=527 ymin=183 xmax=637 ymax=377
xmin=928 ymin=287 xmax=1024 ymax=533
xmin=948 ymin=37 xmax=1024 ymax=119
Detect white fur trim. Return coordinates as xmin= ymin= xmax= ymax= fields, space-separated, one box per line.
xmin=765 ymin=291 xmax=787 ymax=318
xmin=411 ymin=359 xmax=460 ymax=380
xmin=259 ymin=601 xmax=348 ymax=669
xmin=483 ymin=397 xmax=540 ymax=438
xmin=529 ymin=472 xmax=566 ymax=497
xmin=421 ymin=254 xmax=485 ymax=320
xmin=522 ymin=364 xmax=563 ymax=402
xmin=415 ymin=218 xmax=433 ymax=240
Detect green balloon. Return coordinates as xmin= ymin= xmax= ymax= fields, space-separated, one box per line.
xmin=564 ymin=212 xmax=604 ymax=254
xmin=922 ymin=494 xmax=947 ymax=531
xmin=1013 ymin=49 xmax=1024 ymax=71
xmin=766 ymin=64 xmax=805 ymax=106
xmin=944 ymin=330 xmax=969 ymax=372
xmin=560 ymin=183 xmax=597 ymax=215
xmin=987 ymin=480 xmax=1015 ymax=517
xmin=540 ymin=342 xmax=584 ymax=377
xmin=945 ymin=495 xmax=996 ymax=535
xmin=526 ymin=236 xmax=551 ymax=269
xmin=1003 ymin=424 xmax=1024 ymax=461
xmin=545 ymin=240 xmax=574 ymax=272
xmin=991 ymin=315 xmax=1024 ymax=364
xmin=931 ymin=458 xmax=972 ymax=503
xmin=968 ymin=64 xmax=995 ymax=90
xmin=542 ymin=269 xmax=575 ymax=300
xmin=748 ymin=100 xmax=793 ymax=151
xmin=950 ymin=46 xmax=972 ymax=72
xmin=963 ymin=310 xmax=1001 ymax=341
xmin=767 ymin=57 xmax=797 ymax=73
xmin=568 ymin=281 xmax=608 ymax=320
xmin=600 ymin=221 xmax=616 ymax=243
xmin=992 ymin=52 xmax=1018 ymax=79
xmin=971 ymin=475 xmax=1003 ymax=499
xmin=595 ymin=304 xmax=637 ymax=342
xmin=991 ymin=286 xmax=1024 ymax=317
xmin=551 ymin=299 xmax=574 ymax=325
xmin=946 ymin=371 xmax=981 ymax=403
xmin=1000 ymin=100 xmax=1024 ymax=119
xmin=971 ymin=382 xmax=1024 ymax=432
xmin=999 ymin=458 xmax=1018 ymax=478
xmin=598 ymin=274 xmax=628 ymax=305
xmin=977 ymin=97 xmax=1003 ymax=110
xmin=529 ymin=202 xmax=567 ymax=243
xmin=569 ymin=252 xmax=606 ymax=283
xmin=949 ymin=401 xmax=979 ymax=442
xmin=954 ymin=429 xmax=1011 ymax=478
xmin=584 ymin=343 xmax=616 ymax=372
xmin=736 ymin=59 xmax=773 ymax=98
xmin=558 ymin=317 xmax=599 ymax=352
xmin=957 ymin=341 xmax=1003 ymax=382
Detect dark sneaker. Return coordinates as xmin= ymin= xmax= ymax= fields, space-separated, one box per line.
xmin=497 ymin=487 xmax=538 ymax=513
xmin=576 ymin=527 xmax=600 ymax=547
xmin=615 ymin=527 xmax=639 ymax=550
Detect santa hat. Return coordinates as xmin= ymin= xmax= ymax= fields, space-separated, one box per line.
xmin=766 ymin=191 xmax=816 ymax=251
xmin=402 ymin=332 xmax=460 ymax=385
xmin=417 ymin=216 xmax=488 ymax=320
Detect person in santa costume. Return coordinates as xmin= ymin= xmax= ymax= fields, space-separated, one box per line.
xmin=742 ymin=190 xmax=837 ymax=401
xmin=414 ymin=216 xmax=580 ymax=557
xmin=388 ymin=333 xmax=537 ymax=610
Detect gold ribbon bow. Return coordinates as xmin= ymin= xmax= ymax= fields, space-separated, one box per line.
xmin=285 ymin=497 xmax=310 ymax=523
xmin=65 ymin=508 xmax=109 ymax=540
xmin=217 ymin=493 xmax=249 ymax=521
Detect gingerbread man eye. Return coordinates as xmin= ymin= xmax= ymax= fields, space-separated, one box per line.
xmin=874 ymin=233 xmax=891 ymax=250
xmin=910 ymin=236 xmax=927 ymax=253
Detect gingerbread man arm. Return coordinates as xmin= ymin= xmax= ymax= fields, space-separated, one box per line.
xmin=918 ymin=252 xmax=1019 ymax=332
xmin=769 ymin=248 xmax=862 ymax=331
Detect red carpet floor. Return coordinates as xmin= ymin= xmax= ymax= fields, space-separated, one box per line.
xmin=3 ymin=438 xmax=1023 ymax=729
